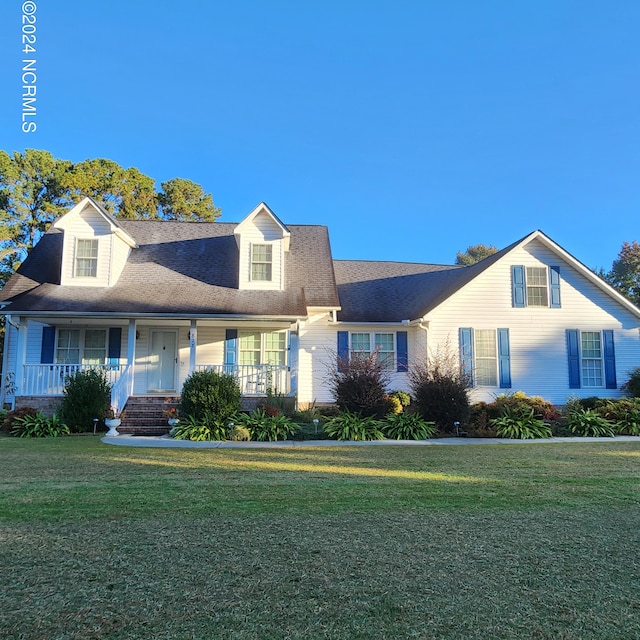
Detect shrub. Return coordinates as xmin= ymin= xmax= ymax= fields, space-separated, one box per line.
xmin=61 ymin=369 xmax=111 ymax=432
xmin=260 ymin=390 xmax=296 ymax=417
xmin=466 ymin=402 xmax=498 ymax=438
xmin=493 ymin=391 xmax=561 ymax=423
xmin=328 ymin=351 xmax=390 ymax=417
xmin=383 ymin=412 xmax=436 ymax=440
xmin=324 ymin=410 xmax=385 ymax=441
xmin=180 ymin=370 xmax=241 ymax=423
xmin=240 ymin=408 xmax=299 ymax=441
xmin=170 ymin=415 xmax=228 ymax=441
xmin=592 ymin=398 xmax=640 ymax=435
xmin=409 ymin=343 xmax=471 ymax=432
xmin=389 ymin=390 xmax=411 ymax=409
xmin=11 ymin=412 xmax=70 ymax=438
xmin=565 ymin=408 xmax=617 ymax=438
xmin=491 ymin=406 xmax=552 ymax=439
xmin=622 ymin=367 xmax=640 ymax=398
xmin=2 ymin=406 xmax=39 ymax=433
xmin=227 ymin=424 xmax=251 ymax=441
xmin=384 ymin=395 xmax=403 ymax=414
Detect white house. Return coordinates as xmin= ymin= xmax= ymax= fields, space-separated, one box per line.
xmin=1 ymin=197 xmax=639 ymax=431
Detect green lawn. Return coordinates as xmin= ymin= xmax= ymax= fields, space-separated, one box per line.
xmin=1 ymin=437 xmax=639 ymax=640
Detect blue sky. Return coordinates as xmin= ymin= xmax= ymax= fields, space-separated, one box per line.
xmin=1 ymin=1 xmax=638 ymax=270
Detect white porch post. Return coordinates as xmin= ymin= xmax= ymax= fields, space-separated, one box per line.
xmin=14 ymin=317 xmax=27 ymax=397
xmin=189 ymin=319 xmax=197 ymax=374
xmin=127 ymin=319 xmax=136 ymax=396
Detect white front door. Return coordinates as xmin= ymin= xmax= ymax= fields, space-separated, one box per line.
xmin=148 ymin=331 xmax=177 ymax=392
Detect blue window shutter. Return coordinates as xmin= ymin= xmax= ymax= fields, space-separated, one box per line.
xmin=459 ymin=328 xmax=474 ymax=385
xmin=108 ymin=328 xmax=122 ymax=364
xmin=41 ymin=326 xmax=55 ymax=364
xmin=224 ymin=329 xmax=238 ymax=372
xmin=396 ymin=331 xmax=408 ymax=372
xmin=512 ymin=265 xmax=526 ymax=308
xmin=337 ymin=331 xmax=349 ymax=372
xmin=288 ymin=331 xmax=298 ymax=395
xmin=497 ymin=328 xmax=511 ymax=388
xmin=566 ymin=329 xmax=581 ymax=389
xmin=603 ymin=330 xmax=616 ymax=389
xmin=549 ymin=266 xmax=561 ymax=308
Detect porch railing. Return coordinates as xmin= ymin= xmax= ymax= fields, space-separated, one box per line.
xmin=194 ymin=364 xmax=291 ymax=396
xmin=21 ymin=364 xmax=127 ymax=397
xmin=110 ymin=364 xmax=134 ymax=413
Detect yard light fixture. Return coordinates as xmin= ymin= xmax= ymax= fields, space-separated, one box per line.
xmin=312 ymin=418 xmax=319 ymax=434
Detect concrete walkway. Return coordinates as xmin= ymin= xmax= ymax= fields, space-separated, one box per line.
xmin=101 ymin=434 xmax=640 ymax=449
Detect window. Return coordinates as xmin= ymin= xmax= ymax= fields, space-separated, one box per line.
xmin=75 ymin=239 xmax=98 ymax=277
xmin=512 ymin=265 xmax=561 ymax=308
xmin=56 ymin=328 xmax=106 ymax=364
xmin=567 ymin=329 xmax=616 ymax=390
xmin=251 ymin=244 xmax=272 ymax=281
xmin=475 ymin=330 xmax=497 ymax=386
xmin=239 ymin=331 xmax=286 ymax=366
xmin=525 ymin=267 xmax=548 ymax=307
xmin=350 ymin=332 xmax=395 ymax=369
xmin=459 ymin=328 xmax=511 ymax=388
xmin=580 ymin=331 xmax=603 ymax=388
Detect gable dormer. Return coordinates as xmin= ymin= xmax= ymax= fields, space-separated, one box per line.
xmin=234 ymin=203 xmax=290 ymax=290
xmin=53 ymin=197 xmax=138 ymax=287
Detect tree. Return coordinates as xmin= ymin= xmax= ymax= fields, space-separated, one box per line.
xmin=158 ymin=178 xmax=221 ymax=222
xmin=605 ymin=241 xmax=640 ymax=306
xmin=455 ymin=243 xmax=499 ymax=266
xmin=0 ymin=149 xmax=72 ymax=263
xmin=63 ymin=158 xmax=157 ymax=219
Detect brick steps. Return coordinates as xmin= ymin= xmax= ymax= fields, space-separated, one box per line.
xmin=118 ymin=396 xmax=180 ymax=436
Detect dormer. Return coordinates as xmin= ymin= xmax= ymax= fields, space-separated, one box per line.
xmin=53 ymin=197 xmax=138 ymax=287
xmin=234 ymin=202 xmax=290 ymax=290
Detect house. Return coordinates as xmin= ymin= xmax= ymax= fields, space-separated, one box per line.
xmin=1 ymin=197 xmax=639 ymax=430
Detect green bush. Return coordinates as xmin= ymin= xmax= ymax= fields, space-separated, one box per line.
xmin=180 ymin=370 xmax=241 ymax=423
xmin=493 ymin=391 xmax=561 ymax=422
xmin=592 ymin=398 xmax=640 ymax=435
xmin=409 ymin=347 xmax=471 ymax=432
xmin=329 ymin=351 xmax=390 ymax=417
xmin=622 ymin=367 xmax=640 ymax=398
xmin=324 ymin=410 xmax=385 ymax=441
xmin=11 ymin=412 xmax=70 ymax=438
xmin=2 ymin=406 xmax=39 ymax=433
xmin=565 ymin=408 xmax=617 ymax=438
xmin=383 ymin=412 xmax=436 ymax=440
xmin=240 ymin=408 xmax=299 ymax=441
xmin=61 ymin=369 xmax=111 ymax=432
xmin=170 ymin=415 xmax=228 ymax=441
xmin=491 ymin=406 xmax=552 ymax=439
xmin=389 ymin=390 xmax=411 ymax=409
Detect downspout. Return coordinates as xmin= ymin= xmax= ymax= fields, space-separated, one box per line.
xmin=2 ymin=315 xmax=23 ymax=409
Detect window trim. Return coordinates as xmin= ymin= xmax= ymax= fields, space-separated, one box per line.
xmin=579 ymin=330 xmax=604 ymax=389
xmin=238 ymin=330 xmax=287 ymax=366
xmin=459 ymin=327 xmax=511 ymax=389
xmin=75 ymin=238 xmax=99 ymax=278
xmin=250 ymin=243 xmax=273 ymax=282
xmin=348 ymin=331 xmax=396 ymax=371
xmin=512 ymin=265 xmax=561 ymax=309
xmin=55 ymin=328 xmax=107 ymax=365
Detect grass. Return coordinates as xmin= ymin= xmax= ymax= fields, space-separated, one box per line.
xmin=0 ymin=436 xmax=638 ymax=639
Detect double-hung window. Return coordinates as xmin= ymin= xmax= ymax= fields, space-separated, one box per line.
xmin=512 ymin=265 xmax=561 ymax=308
xmin=56 ymin=328 xmax=106 ymax=364
xmin=251 ymin=244 xmax=273 ymax=281
xmin=350 ymin=332 xmax=395 ymax=369
xmin=239 ymin=331 xmax=286 ymax=366
xmin=76 ymin=239 xmax=98 ymax=278
xmin=567 ymin=329 xmax=616 ymax=389
xmin=459 ymin=328 xmax=511 ymax=388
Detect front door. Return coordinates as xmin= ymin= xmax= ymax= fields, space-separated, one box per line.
xmin=148 ymin=331 xmax=177 ymax=392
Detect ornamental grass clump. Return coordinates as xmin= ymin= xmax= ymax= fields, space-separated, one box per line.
xmin=170 ymin=415 xmax=229 ymax=441
xmin=383 ymin=412 xmax=436 ymax=440
xmin=564 ymin=407 xmax=617 ymax=438
xmin=491 ymin=406 xmax=552 ymax=440
xmin=11 ymin=412 xmax=70 ymax=438
xmin=324 ymin=410 xmax=385 ymax=441
xmin=240 ymin=408 xmax=299 ymax=441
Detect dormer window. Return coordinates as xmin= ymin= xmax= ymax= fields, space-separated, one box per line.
xmin=75 ymin=239 xmax=98 ymax=278
xmin=251 ymin=244 xmax=272 ymax=281
xmin=525 ymin=267 xmax=548 ymax=307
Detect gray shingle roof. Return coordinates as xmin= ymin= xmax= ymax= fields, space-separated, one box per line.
xmin=0 ymin=220 xmax=339 ymax=317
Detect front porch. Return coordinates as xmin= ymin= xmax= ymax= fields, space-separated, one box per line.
xmin=5 ymin=317 xmax=298 ymax=412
